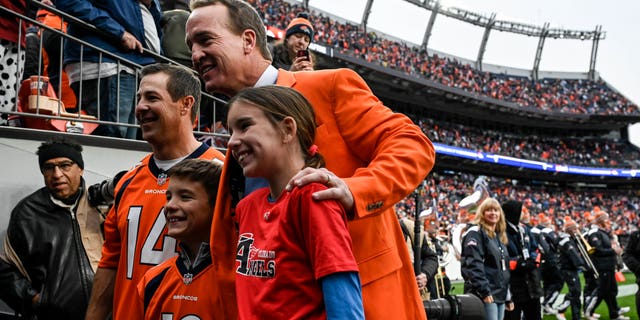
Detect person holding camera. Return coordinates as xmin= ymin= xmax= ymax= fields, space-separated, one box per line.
xmin=269 ymin=12 xmax=315 ymax=71
xmin=0 ymin=138 xmax=103 ymax=319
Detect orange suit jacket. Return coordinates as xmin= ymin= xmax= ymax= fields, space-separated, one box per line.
xmin=209 ymin=68 xmax=435 ymax=320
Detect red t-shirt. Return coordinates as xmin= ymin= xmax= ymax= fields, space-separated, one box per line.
xmin=99 ymin=144 xmax=224 ymax=320
xmin=235 ymin=183 xmax=358 ymax=320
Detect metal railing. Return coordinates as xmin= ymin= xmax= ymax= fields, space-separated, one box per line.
xmin=0 ymin=3 xmax=229 ymax=147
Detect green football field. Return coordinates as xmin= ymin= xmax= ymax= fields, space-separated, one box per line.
xmin=448 ymin=272 xmax=638 ymax=320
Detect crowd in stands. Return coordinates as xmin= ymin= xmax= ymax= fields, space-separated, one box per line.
xmin=395 ymin=171 xmax=640 ymax=238
xmin=4 ymin=0 xmax=639 ymax=172
xmin=251 ymin=0 xmax=639 ymax=116
xmin=418 ymin=118 xmax=640 ymax=169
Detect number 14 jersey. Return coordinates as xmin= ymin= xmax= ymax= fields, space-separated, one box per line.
xmin=99 ymin=143 xmax=224 ymax=320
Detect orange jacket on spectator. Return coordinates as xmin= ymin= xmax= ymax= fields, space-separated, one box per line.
xmin=36 ymin=9 xmax=77 ymax=109
xmin=210 ymin=68 xmax=435 ymax=320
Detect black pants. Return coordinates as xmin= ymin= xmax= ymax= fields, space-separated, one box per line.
xmin=635 ymin=286 xmax=640 ymax=320
xmin=588 ymin=269 xmax=619 ymax=318
xmin=560 ymin=269 xmax=582 ymax=320
xmin=541 ymin=262 xmax=564 ymax=306
xmin=583 ymin=269 xmax=598 ymax=313
xmin=504 ymin=298 xmax=541 ymax=320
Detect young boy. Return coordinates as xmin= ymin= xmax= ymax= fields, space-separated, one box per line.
xmin=136 ymin=159 xmax=222 ymax=319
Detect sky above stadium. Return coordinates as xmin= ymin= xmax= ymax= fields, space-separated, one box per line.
xmin=305 ymin=0 xmax=640 ymax=144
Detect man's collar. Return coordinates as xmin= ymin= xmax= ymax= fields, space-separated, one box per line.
xmin=254 ymin=65 xmax=279 ymax=87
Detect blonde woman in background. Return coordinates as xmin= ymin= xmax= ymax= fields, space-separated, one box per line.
xmin=461 ymin=197 xmax=511 ymax=320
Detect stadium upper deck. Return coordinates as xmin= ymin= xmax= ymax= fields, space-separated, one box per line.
xmin=0 ymin=1 xmax=638 ymax=187
xmin=253 ymin=0 xmax=638 ymax=118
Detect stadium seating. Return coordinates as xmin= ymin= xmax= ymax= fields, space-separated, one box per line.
xmin=252 ymin=0 xmax=639 ymax=116
xmin=0 ymin=0 xmax=637 ymax=236
xmin=395 ymin=171 xmax=639 ymax=240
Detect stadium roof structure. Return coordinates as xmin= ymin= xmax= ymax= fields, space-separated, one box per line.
xmin=357 ymin=0 xmax=606 ymax=80
xmin=315 ymin=48 xmax=640 ymax=131
xmin=311 ymin=48 xmax=640 ymax=188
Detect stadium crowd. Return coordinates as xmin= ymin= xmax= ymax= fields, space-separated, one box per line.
xmin=2 ymin=1 xmax=640 ymax=319
xmin=417 ymin=118 xmax=640 ymax=169
xmin=251 ymin=0 xmax=639 ymax=116
xmin=395 ymin=171 xmax=640 ymax=238
xmin=5 ymin=0 xmax=639 ymax=172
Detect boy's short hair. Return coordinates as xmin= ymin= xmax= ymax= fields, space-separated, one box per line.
xmin=167 ymin=159 xmax=222 ymax=207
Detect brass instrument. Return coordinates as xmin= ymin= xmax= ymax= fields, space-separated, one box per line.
xmin=572 ymin=232 xmax=599 ymax=279
xmin=425 ymin=235 xmax=447 ymax=299
xmin=578 ymin=232 xmax=596 ymax=254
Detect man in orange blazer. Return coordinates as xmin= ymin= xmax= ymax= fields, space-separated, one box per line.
xmin=186 ymin=1 xmax=435 ymax=319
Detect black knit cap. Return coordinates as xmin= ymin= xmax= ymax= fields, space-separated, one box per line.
xmin=37 ymin=137 xmax=84 ymax=170
xmin=285 ymin=12 xmax=314 ymax=39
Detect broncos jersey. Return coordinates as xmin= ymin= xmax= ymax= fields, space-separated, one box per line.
xmin=137 ymin=244 xmax=219 ymax=320
xmin=99 ymin=143 xmax=224 ymax=320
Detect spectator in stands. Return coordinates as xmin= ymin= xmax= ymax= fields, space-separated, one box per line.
xmin=159 ymin=0 xmax=189 ymax=11
xmin=0 ymin=137 xmax=103 ymax=319
xmin=0 ymin=0 xmax=26 ymax=125
xmin=56 ymin=0 xmax=163 ymax=139
xmin=161 ymin=9 xmax=192 ymax=67
xmin=85 ymin=63 xmax=225 ymax=320
xmin=461 ymin=197 xmax=511 ymax=320
xmin=136 ymin=159 xmax=222 ymax=319
xmin=22 ymin=6 xmax=78 ymax=110
xmin=186 ymin=0 xmax=435 ymax=319
xmin=270 ymin=12 xmax=315 ymax=71
xmin=253 ymin=0 xmax=638 ymax=116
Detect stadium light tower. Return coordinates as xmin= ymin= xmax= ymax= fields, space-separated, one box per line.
xmin=403 ymin=0 xmax=606 ymax=79
xmin=421 ymin=0 xmax=440 ymax=52
xmin=532 ymin=22 xmax=550 ymax=81
xmin=361 ymin=0 xmax=374 ymax=34
xmin=476 ymin=13 xmax=496 ymax=72
xmin=588 ymin=25 xmax=604 ymax=80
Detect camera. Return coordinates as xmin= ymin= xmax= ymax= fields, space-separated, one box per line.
xmin=424 ymin=294 xmax=486 ymax=320
xmin=88 ymin=171 xmax=126 ymax=207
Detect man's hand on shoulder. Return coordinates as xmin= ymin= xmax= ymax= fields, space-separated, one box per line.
xmin=285 ymin=167 xmax=354 ymax=214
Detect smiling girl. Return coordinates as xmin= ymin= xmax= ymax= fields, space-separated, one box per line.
xmin=226 ymin=85 xmax=364 ymax=320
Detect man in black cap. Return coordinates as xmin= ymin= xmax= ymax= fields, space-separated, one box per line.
xmin=0 ymin=137 xmax=104 ymax=319
xmin=502 ymin=199 xmax=543 ymax=320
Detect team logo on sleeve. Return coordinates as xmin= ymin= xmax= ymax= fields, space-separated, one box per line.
xmin=236 ymin=233 xmax=276 ymax=278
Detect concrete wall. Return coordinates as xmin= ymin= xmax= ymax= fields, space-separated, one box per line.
xmin=0 ymin=128 xmax=150 ymax=237
xmin=0 ymin=127 xmax=150 ymax=316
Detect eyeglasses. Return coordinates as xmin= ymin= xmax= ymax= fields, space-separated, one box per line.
xmin=42 ymin=161 xmax=75 ymax=174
